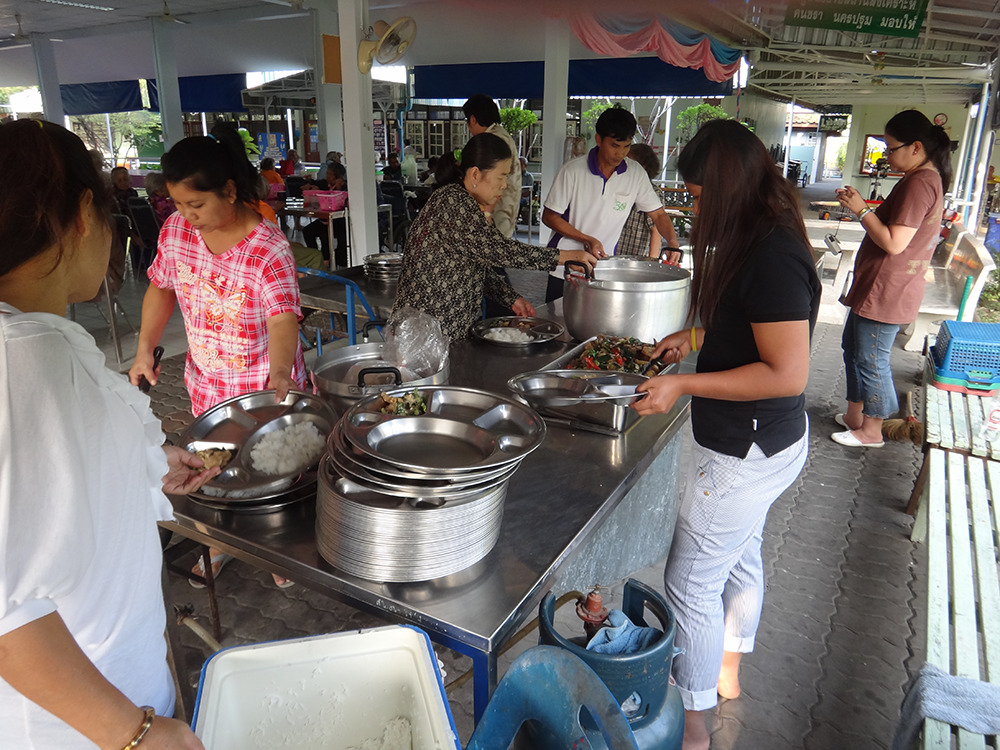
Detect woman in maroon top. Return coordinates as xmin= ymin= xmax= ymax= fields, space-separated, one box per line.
xmin=833 ymin=110 xmax=950 ymax=447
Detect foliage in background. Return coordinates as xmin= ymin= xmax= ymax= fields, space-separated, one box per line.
xmin=499 ymin=107 xmax=537 ymax=137
xmin=500 ymin=107 xmax=539 ymax=158
xmin=582 ymin=100 xmax=613 ymax=137
xmin=70 ymin=111 xmax=162 ymax=165
xmin=0 ymin=86 xmax=31 ymax=105
xmin=676 ymin=103 xmax=730 ymax=146
xmin=835 ymin=142 xmax=848 ymax=172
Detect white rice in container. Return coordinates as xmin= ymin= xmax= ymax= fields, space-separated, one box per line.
xmin=250 ymin=421 xmax=326 ymax=476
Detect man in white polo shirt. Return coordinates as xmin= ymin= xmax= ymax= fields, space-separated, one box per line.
xmin=542 ymin=106 xmax=681 ymax=301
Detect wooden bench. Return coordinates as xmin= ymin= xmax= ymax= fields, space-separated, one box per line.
xmin=910 ymin=448 xmax=1000 ymax=748
xmin=902 ymin=232 xmax=995 ymax=352
xmin=907 ymin=358 xmax=1000 ymax=513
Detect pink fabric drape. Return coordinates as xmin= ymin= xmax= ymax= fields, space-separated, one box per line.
xmin=569 ymin=15 xmax=740 ymax=83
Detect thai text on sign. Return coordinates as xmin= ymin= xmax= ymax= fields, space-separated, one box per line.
xmin=784 ymin=0 xmax=927 ymax=38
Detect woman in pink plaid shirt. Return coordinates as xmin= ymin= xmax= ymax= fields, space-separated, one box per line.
xmin=129 ymin=123 xmax=306 ymax=587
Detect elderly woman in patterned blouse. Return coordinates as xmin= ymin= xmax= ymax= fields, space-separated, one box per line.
xmin=391 ymin=133 xmax=597 ymax=340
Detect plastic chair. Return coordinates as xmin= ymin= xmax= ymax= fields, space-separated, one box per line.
xmin=465 ymin=646 xmax=639 ymax=750
xmin=127 ymin=197 xmax=161 ymax=271
xmin=69 ymin=214 xmax=135 ymax=368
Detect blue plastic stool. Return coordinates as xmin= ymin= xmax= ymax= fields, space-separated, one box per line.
xmin=466 ymin=646 xmax=639 ymax=750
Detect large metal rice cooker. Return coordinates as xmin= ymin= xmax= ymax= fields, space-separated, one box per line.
xmin=310 ymin=330 xmax=449 ymax=415
xmin=562 ymin=257 xmax=691 ymax=344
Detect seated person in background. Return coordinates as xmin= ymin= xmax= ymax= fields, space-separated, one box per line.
xmin=420 ymin=156 xmax=439 ymax=185
xmin=110 ymin=166 xmax=137 ymax=215
xmin=259 ymin=157 xmax=284 ymax=185
xmin=301 ymin=163 xmax=349 ymax=268
xmin=89 ymin=148 xmax=112 ymax=190
xmin=313 ymin=151 xmax=340 ymax=180
xmin=252 ymin=174 xmax=279 ymax=226
xmin=143 ymin=172 xmax=177 ymax=225
xmin=277 ymin=149 xmax=304 ymax=176
xmin=616 ymin=143 xmax=671 ymax=259
xmin=383 ymin=153 xmax=402 ymax=182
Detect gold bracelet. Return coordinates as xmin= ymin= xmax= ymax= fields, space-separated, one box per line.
xmin=121 ymin=706 xmax=155 ymax=750
xmin=857 ymin=206 xmax=872 ymax=220
xmin=690 ymin=326 xmax=698 ymax=352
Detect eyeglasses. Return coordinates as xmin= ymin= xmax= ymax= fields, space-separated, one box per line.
xmin=884 ymin=142 xmax=913 ymax=156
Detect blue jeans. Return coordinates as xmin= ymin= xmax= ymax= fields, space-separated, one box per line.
xmin=842 ymin=310 xmax=900 ymax=419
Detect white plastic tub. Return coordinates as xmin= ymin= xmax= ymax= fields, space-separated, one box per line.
xmin=192 ymin=625 xmax=461 ymax=750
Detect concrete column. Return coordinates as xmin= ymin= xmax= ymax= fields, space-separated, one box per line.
xmin=313 ymin=4 xmax=345 ymax=158
xmin=338 ymin=0 xmax=379 ymax=264
xmin=151 ymin=19 xmax=184 ymax=150
xmin=782 ymin=98 xmax=794 ymax=178
xmin=539 ymin=17 xmax=570 ymax=245
xmin=33 ymin=37 xmax=63 ymax=122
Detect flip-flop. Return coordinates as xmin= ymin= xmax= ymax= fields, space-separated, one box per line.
xmin=831 ymin=429 xmax=884 ymax=448
xmin=189 ymin=553 xmax=233 ymax=589
xmin=273 ymin=576 xmax=295 ymax=590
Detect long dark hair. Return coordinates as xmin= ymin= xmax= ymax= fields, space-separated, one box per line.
xmin=435 ymin=132 xmax=512 ymax=188
xmin=885 ymin=110 xmax=953 ymax=193
xmin=161 ymin=122 xmax=258 ymax=205
xmin=677 ymin=119 xmax=808 ymax=327
xmin=0 ymin=119 xmax=112 ymax=277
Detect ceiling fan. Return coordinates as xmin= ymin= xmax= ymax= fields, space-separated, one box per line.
xmin=160 ymin=1 xmax=190 ymax=25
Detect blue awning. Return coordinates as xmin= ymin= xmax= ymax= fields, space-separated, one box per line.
xmin=60 ymin=80 xmax=142 ymax=116
xmin=147 ymin=73 xmax=247 ymax=113
xmin=413 ymin=57 xmax=732 ymax=100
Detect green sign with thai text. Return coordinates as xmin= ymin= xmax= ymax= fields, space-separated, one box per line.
xmin=784 ymin=0 xmax=927 ymax=39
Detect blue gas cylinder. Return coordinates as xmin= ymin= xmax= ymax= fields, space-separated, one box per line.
xmin=537 ymin=579 xmax=684 ymax=750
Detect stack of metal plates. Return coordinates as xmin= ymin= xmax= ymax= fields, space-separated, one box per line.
xmin=363 ymin=253 xmax=403 ymax=283
xmin=317 ymin=386 xmax=545 ymax=582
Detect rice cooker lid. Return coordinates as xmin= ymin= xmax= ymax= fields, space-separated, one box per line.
xmin=584 ymin=257 xmax=691 ymax=290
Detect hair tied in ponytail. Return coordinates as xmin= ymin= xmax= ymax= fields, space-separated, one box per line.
xmin=453 ymin=148 xmax=462 ymax=165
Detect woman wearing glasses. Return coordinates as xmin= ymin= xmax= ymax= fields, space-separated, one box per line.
xmin=832 ymin=110 xmax=951 ymax=448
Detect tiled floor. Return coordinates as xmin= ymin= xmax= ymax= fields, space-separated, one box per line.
xmin=79 ymin=180 xmax=927 ymax=748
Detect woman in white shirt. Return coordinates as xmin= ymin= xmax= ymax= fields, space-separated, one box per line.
xmin=0 ymin=119 xmax=217 ymax=749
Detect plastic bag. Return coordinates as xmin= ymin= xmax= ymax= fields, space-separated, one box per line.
xmin=981 ymin=396 xmax=1000 ymax=444
xmin=382 ymin=306 xmax=449 ymax=379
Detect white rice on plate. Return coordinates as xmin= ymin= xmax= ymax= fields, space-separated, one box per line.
xmin=250 ymin=421 xmax=326 ymax=476
xmin=484 ymin=327 xmax=532 ymax=343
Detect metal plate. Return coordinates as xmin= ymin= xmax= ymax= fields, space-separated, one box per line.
xmin=187 ymin=480 xmax=316 ymax=514
xmin=178 ymin=390 xmax=335 ymax=503
xmin=471 ymin=316 xmax=565 ymax=348
xmin=507 ymin=369 xmax=648 ymax=407
xmin=342 ymin=387 xmax=546 ymax=474
xmin=328 ymin=421 xmax=514 ymax=490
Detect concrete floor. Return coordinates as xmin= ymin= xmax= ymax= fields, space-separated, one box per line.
xmin=78 ymin=178 xmax=929 ymax=749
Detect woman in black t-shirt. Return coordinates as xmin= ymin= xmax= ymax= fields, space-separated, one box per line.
xmin=634 ymin=120 xmax=821 ymax=750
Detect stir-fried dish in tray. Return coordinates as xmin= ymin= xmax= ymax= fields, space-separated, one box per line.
xmin=568 ymin=336 xmax=663 ymax=375
xmin=379 ymin=389 xmax=428 ymax=415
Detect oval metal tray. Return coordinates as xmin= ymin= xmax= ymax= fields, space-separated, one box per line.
xmin=471 ymin=316 xmax=565 ymax=348
xmin=508 ymin=369 xmax=648 ymax=407
xmin=342 ymin=387 xmax=545 ymax=474
xmin=178 ymin=390 xmax=335 ymax=503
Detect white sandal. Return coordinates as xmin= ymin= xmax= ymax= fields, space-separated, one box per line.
xmin=190 ymin=553 xmax=233 ymax=589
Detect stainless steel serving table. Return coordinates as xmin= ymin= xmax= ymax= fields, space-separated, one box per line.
xmin=160 ymin=309 xmax=691 ymax=723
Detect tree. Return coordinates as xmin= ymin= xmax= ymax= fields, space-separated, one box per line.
xmin=0 ymin=86 xmax=32 ymax=105
xmin=69 ymin=110 xmax=162 ymax=165
xmin=676 ymin=103 xmax=730 ymax=147
xmin=582 ymin=100 xmax=613 ymax=137
xmin=499 ymin=107 xmax=537 ymax=158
